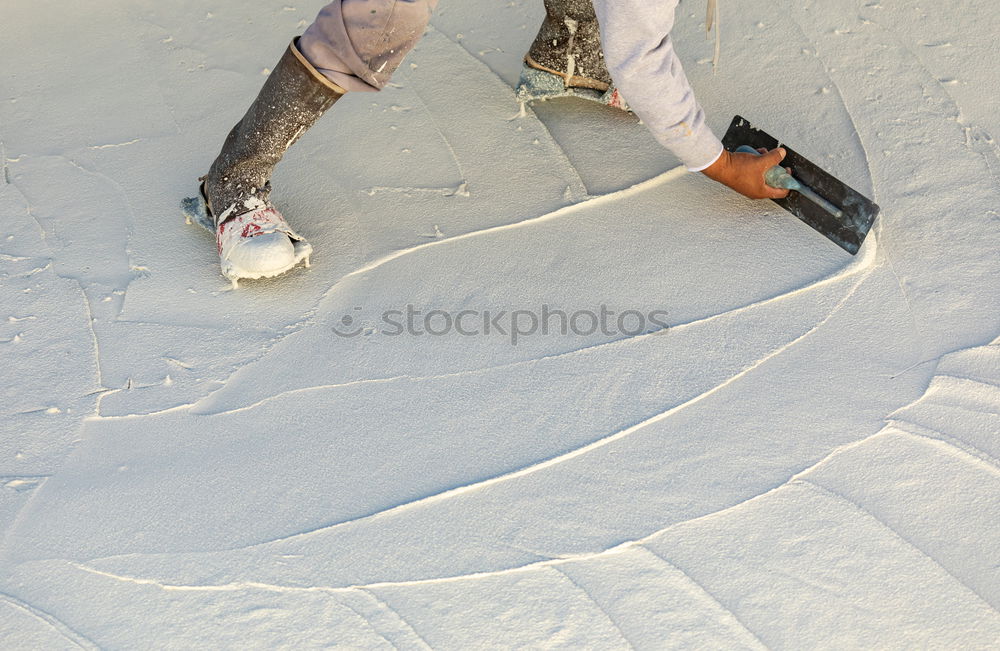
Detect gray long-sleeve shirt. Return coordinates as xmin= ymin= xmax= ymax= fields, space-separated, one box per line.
xmin=593 ymin=0 xmax=724 ymax=171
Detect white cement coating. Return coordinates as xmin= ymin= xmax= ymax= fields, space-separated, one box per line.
xmin=1 ymin=1 xmax=998 ymax=647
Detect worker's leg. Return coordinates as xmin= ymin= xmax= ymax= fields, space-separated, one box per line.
xmin=515 ymin=0 xmax=626 ymax=109
xmin=206 ymin=0 xmax=438 ymax=222
xmin=299 ymin=0 xmax=439 ymax=93
xmin=198 ymin=1 xmax=437 ymax=285
xmin=526 ymin=0 xmax=611 ymax=90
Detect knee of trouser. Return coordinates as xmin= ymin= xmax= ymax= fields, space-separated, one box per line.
xmin=341 ymin=0 xmax=436 ymax=87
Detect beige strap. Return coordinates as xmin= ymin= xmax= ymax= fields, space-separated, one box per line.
xmin=524 ymin=54 xmax=611 ymax=92
xmin=290 ymin=38 xmax=348 ymax=95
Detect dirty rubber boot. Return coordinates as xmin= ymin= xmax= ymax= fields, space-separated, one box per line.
xmin=185 ymin=38 xmax=345 ymax=288
xmin=515 ymin=0 xmax=628 ymax=110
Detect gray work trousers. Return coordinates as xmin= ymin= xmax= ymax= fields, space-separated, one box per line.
xmin=299 ymin=0 xmax=440 ymax=93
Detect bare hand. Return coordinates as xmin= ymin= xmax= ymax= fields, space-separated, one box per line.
xmin=701 ymin=147 xmax=791 ymax=200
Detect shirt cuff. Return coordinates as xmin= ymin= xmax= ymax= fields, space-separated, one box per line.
xmin=686 ymin=142 xmax=725 ymax=172
xmin=658 ymin=118 xmax=724 ymax=171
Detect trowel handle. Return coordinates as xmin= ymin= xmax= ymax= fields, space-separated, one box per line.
xmin=733 ymin=145 xmax=843 ymax=218
xmin=734 ymin=145 xmax=802 ymax=192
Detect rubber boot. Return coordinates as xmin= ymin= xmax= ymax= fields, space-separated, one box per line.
xmin=516 ymin=0 xmax=627 ymax=109
xmin=205 ymin=38 xmax=344 ymax=222
xmin=186 ymin=38 xmax=345 ymax=287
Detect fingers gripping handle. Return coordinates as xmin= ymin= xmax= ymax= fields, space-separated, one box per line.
xmin=734 ymin=145 xmax=843 ymax=218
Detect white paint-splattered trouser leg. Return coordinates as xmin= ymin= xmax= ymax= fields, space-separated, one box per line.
xmin=299 ymin=0 xmax=439 ymax=93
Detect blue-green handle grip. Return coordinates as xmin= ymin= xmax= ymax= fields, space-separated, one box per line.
xmin=734 ymin=145 xmax=842 ymax=218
